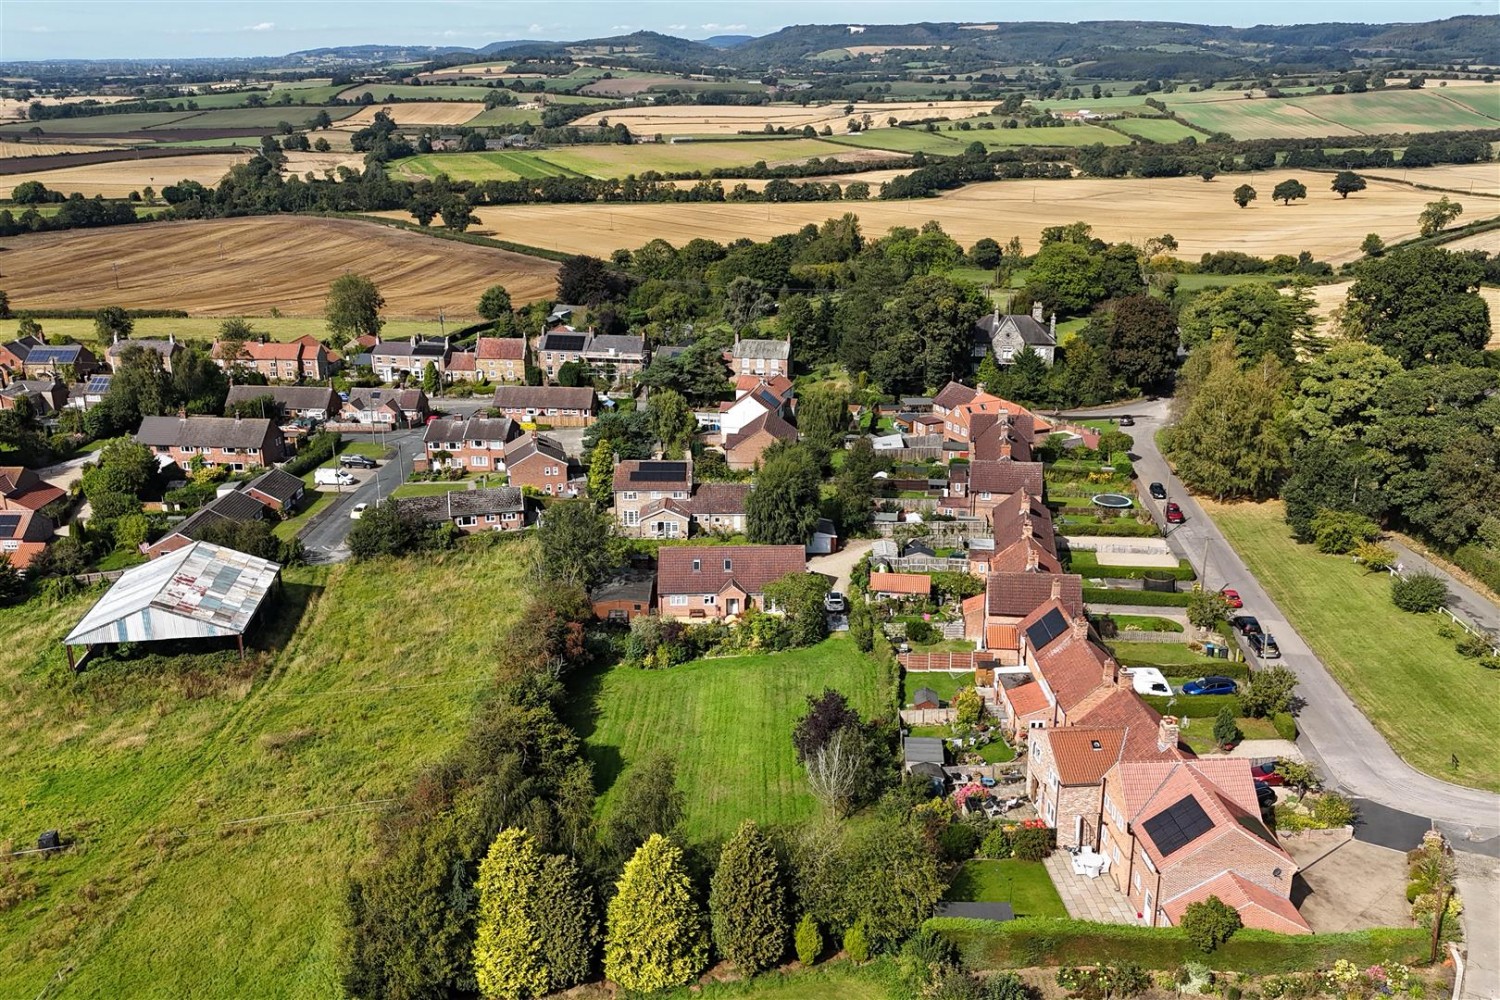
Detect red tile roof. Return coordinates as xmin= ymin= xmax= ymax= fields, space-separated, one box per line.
xmin=932 ymin=381 xmax=979 ymax=410
xmin=1005 ymin=681 xmax=1050 ymax=718
xmin=0 ymin=466 xmax=66 ymax=510
xmin=240 ymin=341 xmax=308 ymax=361
xmin=969 ymin=460 xmax=1045 ymax=497
xmin=725 ymin=410 xmax=797 ymax=452
xmin=869 ymin=571 xmax=932 ymax=596
xmin=1162 ymin=871 xmax=1311 ymax=935
xmin=477 ymin=337 xmax=526 ymax=360
xmin=447 ymin=351 xmax=476 ymax=372
xmin=1076 ymin=686 xmax=1186 ymax=762
xmin=985 ymin=623 xmax=1019 ymax=649
xmin=1046 ymin=726 xmax=1127 ymax=784
xmin=986 ymin=571 xmax=1083 ymax=619
xmin=657 ymin=545 xmax=806 ymax=596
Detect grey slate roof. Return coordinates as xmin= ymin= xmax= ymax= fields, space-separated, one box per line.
xmin=107 ymin=339 xmax=178 ymax=360
xmin=493 ymin=385 xmax=596 ymax=411
xmin=398 ymin=486 xmax=525 ymax=522
xmin=225 ymin=384 xmax=340 ymax=413
xmin=504 ymin=434 xmax=567 ymax=466
xmin=976 ymin=313 xmax=1056 ymax=347
xmin=591 ymin=576 xmax=656 ymax=605
xmin=244 ymin=468 xmax=305 ymax=505
xmin=424 ymin=416 xmax=517 ymax=445
xmin=371 ymin=339 xmax=448 ymax=360
xmin=136 ymin=415 xmax=276 ymax=450
xmin=583 ymin=334 xmax=646 ymax=357
xmin=161 ymin=490 xmax=269 ymax=545
xmin=731 ymin=338 xmax=790 ymax=360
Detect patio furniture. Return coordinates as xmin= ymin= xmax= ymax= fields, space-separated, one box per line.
xmin=1073 ymin=847 xmax=1107 ymax=879
xmin=980 ymin=776 xmax=996 ymax=788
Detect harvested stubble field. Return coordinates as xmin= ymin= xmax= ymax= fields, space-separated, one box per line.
xmin=0 ymin=95 xmax=136 ymax=121
xmin=833 ymin=123 xmax=1128 ymax=152
xmin=0 ymin=151 xmax=253 ymax=197
xmin=427 ymin=170 xmax=1474 ymax=264
xmin=1296 ymin=277 xmax=1500 ymax=348
xmin=0 ymin=315 xmax=442 ymax=348
xmin=567 ymin=99 xmax=1001 ymax=135
xmin=0 ymin=141 xmax=112 ymax=158
xmin=0 ymin=216 xmax=559 ymax=317
xmin=339 ymin=102 xmax=485 ymax=127
xmin=1360 ymin=162 xmax=1500 ymax=197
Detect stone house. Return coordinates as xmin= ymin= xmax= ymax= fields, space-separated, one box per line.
xmin=725 ymin=333 xmax=791 ymax=378
xmin=475 ymin=337 xmax=526 ymax=383
xmin=107 ymin=335 xmax=182 ymax=374
xmin=972 ymin=302 xmax=1057 ymax=367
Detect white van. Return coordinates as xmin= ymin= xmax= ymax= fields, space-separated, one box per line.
xmin=1122 ymin=667 xmax=1172 ymax=697
xmin=314 ymin=467 xmax=357 ymax=487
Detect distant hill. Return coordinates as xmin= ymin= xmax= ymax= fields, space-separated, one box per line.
xmin=701 ymin=34 xmax=756 ymax=48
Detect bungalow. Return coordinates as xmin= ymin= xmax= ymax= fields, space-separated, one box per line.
xmin=397 ymin=486 xmax=530 ymax=533
xmin=135 ymin=415 xmax=286 ymax=470
xmin=342 ymin=388 xmax=429 ymax=428
xmin=503 ymin=434 xmax=573 ymax=496
xmin=0 ymin=503 xmax=54 ymax=570
xmin=370 ymin=337 xmax=450 ymax=382
xmin=869 ymin=571 xmax=933 ymax=600
xmin=242 ymin=467 xmax=306 ymax=514
xmin=972 ymin=302 xmax=1058 ymax=367
xmin=224 ymin=384 xmax=342 ymax=423
xmin=656 ymin=544 xmax=807 ymax=619
xmin=144 ymin=489 xmax=268 ymax=559
xmin=725 ymin=332 xmax=791 ymax=378
xmin=475 ymin=337 xmax=527 ymax=383
xmin=492 ymin=385 xmax=597 ymax=426
xmin=591 ymin=575 xmax=657 ymax=621
xmin=107 ymin=335 xmax=182 ymax=374
xmin=216 ymin=339 xmax=331 ymax=382
xmin=423 ymin=416 xmax=523 ymax=473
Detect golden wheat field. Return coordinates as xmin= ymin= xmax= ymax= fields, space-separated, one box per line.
xmin=0 ymin=152 xmax=254 ymax=198
xmin=0 ymin=95 xmax=135 ymax=121
xmin=401 ymin=170 xmax=1479 ymax=264
xmin=0 ymin=142 xmax=113 ymax=158
xmin=0 ymin=216 xmax=559 ymax=317
xmin=567 ymin=100 xmax=1001 ymax=136
xmin=340 ymin=102 xmax=485 ymax=127
xmin=1299 ymin=278 xmax=1500 ymax=347
xmin=1360 ymin=163 xmax=1500 ymax=197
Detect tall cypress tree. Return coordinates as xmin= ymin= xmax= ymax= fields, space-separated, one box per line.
xmin=605 ymin=834 xmax=707 ymax=992
xmin=710 ymin=820 xmax=789 ymax=975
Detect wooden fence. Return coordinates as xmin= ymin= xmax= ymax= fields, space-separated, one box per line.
xmin=899 ymin=652 xmax=998 ymax=673
xmin=71 ymin=570 xmax=125 ymax=585
xmin=900 ymin=708 xmax=956 ymax=726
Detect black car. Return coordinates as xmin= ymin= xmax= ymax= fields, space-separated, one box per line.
xmin=1118 ymin=416 xmax=1135 ymax=427
xmin=340 ymin=454 xmax=378 ymax=469
xmin=1149 ymin=482 xmax=1167 ymax=500
xmin=1254 ymin=780 xmax=1277 ymax=809
xmin=1230 ymin=615 xmax=1262 ymax=637
xmin=1249 ymin=632 xmax=1281 ymax=659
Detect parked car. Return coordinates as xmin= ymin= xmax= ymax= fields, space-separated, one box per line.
xmin=340 ymin=454 xmax=377 ymax=469
xmin=1254 ymin=781 xmax=1278 ymax=808
xmin=1165 ymin=502 xmax=1185 ymax=524
xmin=315 ymin=467 xmax=356 ymax=488
xmin=1249 ymin=632 xmax=1281 ymax=659
xmin=349 ymin=502 xmax=369 ymax=520
xmin=1250 ymin=762 xmax=1284 ymax=786
xmin=1231 ymin=615 xmax=1262 ymax=636
xmin=1118 ymin=416 xmax=1135 ymax=427
xmin=1220 ymin=588 xmax=1243 ymax=608
xmin=1149 ymin=482 xmax=1167 ymax=500
xmin=1182 ymin=676 xmax=1238 ymax=696
xmin=824 ymin=591 xmax=847 ymax=613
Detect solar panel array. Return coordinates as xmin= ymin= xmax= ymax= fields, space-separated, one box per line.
xmin=0 ymin=513 xmax=20 ymax=539
xmin=87 ymin=375 xmax=113 ymax=394
xmin=629 ymin=461 xmax=688 ymax=482
xmin=1141 ymin=795 xmax=1214 ymax=858
xmin=1025 ymin=606 xmax=1069 ymax=650
xmin=545 ymin=334 xmax=587 ymax=352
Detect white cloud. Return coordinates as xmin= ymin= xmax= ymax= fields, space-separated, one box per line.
xmin=667 ymin=23 xmax=687 ymax=31
xmin=527 ymin=23 xmax=543 ymax=32
xmin=700 ymin=23 xmax=746 ymax=31
xmin=243 ymin=21 xmax=274 ymax=32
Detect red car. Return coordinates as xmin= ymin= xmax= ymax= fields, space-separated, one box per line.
xmin=1221 ymin=588 xmax=1243 ymax=608
xmin=1250 ymin=762 xmax=1284 ymax=786
xmin=1165 ymin=502 xmax=1185 ymax=524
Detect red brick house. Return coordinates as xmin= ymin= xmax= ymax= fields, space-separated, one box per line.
xmin=242 ymin=467 xmax=306 ymax=513
xmin=216 ymin=339 xmax=331 ymax=382
xmin=492 ymin=385 xmax=597 ymax=426
xmin=656 ymin=544 xmax=806 ymax=619
xmin=145 ymin=489 xmax=268 ymax=559
xmin=0 ymin=499 xmax=54 ymax=570
xmin=396 ymin=486 xmax=530 ymax=533
xmin=135 ymin=415 xmax=286 ymax=470
xmin=423 ymin=416 xmax=523 ymax=473
xmin=0 ymin=466 xmax=66 ymax=512
xmin=503 ymin=434 xmax=572 ymax=496
xmin=724 ymin=410 xmax=798 ymax=471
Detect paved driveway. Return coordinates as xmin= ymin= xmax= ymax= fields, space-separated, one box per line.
xmin=809 ymin=539 xmax=876 ymax=595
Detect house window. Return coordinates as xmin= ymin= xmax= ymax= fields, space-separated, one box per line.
xmin=473 ymin=456 xmax=489 ymax=467
xmin=650 ymin=491 xmax=662 ymax=499
xmin=691 ymin=559 xmax=701 ymax=572
xmin=622 ymin=491 xmax=637 ymax=501
xmin=723 ymin=558 xmax=732 ymax=571
xmin=979 ymin=492 xmax=992 ymax=501
xmin=486 ymin=514 xmax=497 ymax=523
xmin=703 ymin=595 xmax=716 ymax=605
xmin=670 ymin=595 xmax=688 ymax=606
xmin=2 ymin=541 xmax=18 ymax=552
xmin=456 ymin=516 xmax=476 ymax=527
xmin=673 ymin=490 xmax=688 ymax=499
xmin=544 ymin=485 xmax=553 ymax=495
xmin=623 ymin=510 xmax=639 ymax=526
xmin=1133 ymin=871 xmax=1141 ymax=892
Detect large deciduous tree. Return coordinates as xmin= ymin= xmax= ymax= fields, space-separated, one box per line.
xmin=325 ymin=273 xmax=385 ymax=340
xmin=746 ymin=444 xmax=822 ymax=545
xmin=1271 ymin=179 xmax=1307 ymax=205
xmin=1345 ymin=247 xmax=1490 ymax=367
xmin=1287 ymin=341 xmax=1401 ymax=446
xmin=604 ymin=834 xmax=708 ymax=992
xmin=1330 ymin=171 xmax=1367 ymax=199
xmin=763 ymin=571 xmax=832 ymax=648
xmin=1177 ymin=283 xmax=1310 ymax=364
xmin=709 ymin=821 xmax=788 ymax=976
xmin=1232 ymin=184 xmax=1257 ymax=208
xmin=534 ymin=500 xmax=620 ymax=590
xmin=1417 ymin=196 xmax=1463 ymax=237
xmin=1102 ymin=294 xmax=1179 ymax=394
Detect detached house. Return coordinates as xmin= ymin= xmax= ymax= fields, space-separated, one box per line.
xmin=656 ymin=544 xmax=806 ymax=619
xmin=341 ymin=388 xmax=429 ymax=428
xmin=397 ymin=486 xmax=530 ymax=533
xmin=725 ymin=332 xmax=791 ymax=378
xmin=475 ymin=337 xmax=526 ymax=383
xmin=17 ymin=342 xmax=99 ymax=380
xmin=107 ymin=335 xmax=182 ymax=374
xmin=503 ymin=434 xmax=573 ymax=496
xmin=614 ymin=457 xmax=693 ymax=537
xmin=0 ymin=502 xmax=54 ymax=570
xmin=371 ymin=337 xmax=450 ymax=382
xmin=423 ymin=416 xmax=523 ymax=473
xmin=492 ymin=385 xmax=597 ymax=426
xmin=972 ymin=302 xmax=1057 ymax=367
xmin=135 ymin=415 xmax=285 ymax=471
xmin=0 ymin=466 xmax=66 ymax=512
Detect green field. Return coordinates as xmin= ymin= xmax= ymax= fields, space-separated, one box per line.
xmin=336 ymin=83 xmax=502 ymax=102
xmin=1173 ymin=87 xmax=1500 ymax=139
xmin=396 ymin=150 xmax=578 ymax=182
xmin=397 ymin=137 xmax=865 ymax=181
xmin=0 ymin=542 xmax=532 ymax=996
xmin=1204 ymin=500 xmax=1499 ymax=791
xmin=568 ymin=635 xmax=889 ymax=843
xmin=944 ymin=860 xmax=1067 ymax=919
xmin=834 ymin=124 xmax=1128 ymax=155
xmin=1111 ymin=117 xmax=1203 ymax=143
xmin=0 ymin=316 xmax=438 ymax=349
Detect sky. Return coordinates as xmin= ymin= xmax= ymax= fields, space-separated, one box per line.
xmin=2 ymin=0 xmax=1492 ymax=61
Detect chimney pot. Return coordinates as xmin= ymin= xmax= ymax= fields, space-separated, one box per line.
xmin=1070 ymin=616 xmax=1088 ymax=641
xmin=1157 ymin=715 xmax=1181 ymax=753
xmin=1031 ymin=300 xmax=1044 ymax=322
xmin=1049 ymin=576 xmax=1062 ymax=599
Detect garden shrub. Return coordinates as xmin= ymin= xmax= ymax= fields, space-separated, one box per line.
xmin=1310 ymin=509 xmax=1380 ymax=554
xmin=1391 ymin=572 xmax=1448 ymax=613
xmin=904 ymin=619 xmax=937 ymax=644
xmin=795 ymin=914 xmax=822 ymax=966
xmin=1454 ymin=630 xmax=1494 ymax=658
xmin=1311 ymin=793 xmax=1356 ymax=827
xmin=1181 ymin=895 xmax=1242 ymax=953
xmin=939 ymin=821 xmax=982 ymax=863
xmin=282 ymin=431 xmax=341 ymax=477
xmin=1010 ymin=824 xmax=1056 ymax=862
xmin=1272 ymin=712 xmax=1298 ymax=741
xmin=980 ymin=826 xmax=1015 ymax=860
xmin=844 ymin=919 xmax=870 ymax=962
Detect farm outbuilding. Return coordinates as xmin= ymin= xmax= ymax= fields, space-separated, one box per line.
xmin=63 ymin=541 xmax=281 ymax=668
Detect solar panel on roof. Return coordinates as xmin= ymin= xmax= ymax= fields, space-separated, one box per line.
xmin=546 ymin=334 xmax=587 ymax=352
xmin=0 ymin=513 xmax=21 ymax=538
xmin=1025 ymin=607 xmax=1069 ymax=650
xmin=87 ymin=375 xmax=112 ymax=393
xmin=630 ymin=461 xmax=687 ymax=482
xmin=1141 ymin=795 xmax=1214 ymax=858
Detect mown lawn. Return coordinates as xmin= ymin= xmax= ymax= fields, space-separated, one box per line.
xmin=569 ymin=635 xmax=889 ymax=844
xmin=0 ymin=541 xmax=532 ymax=997
xmin=1203 ymin=499 xmax=1500 ymax=792
xmin=945 ymin=860 xmax=1067 ymax=919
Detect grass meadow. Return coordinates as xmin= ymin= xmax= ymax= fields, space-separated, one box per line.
xmin=1110 ymin=117 xmax=1204 ymax=143
xmin=0 ymin=542 xmax=533 ymax=997
xmin=832 ymin=124 xmax=1128 ymax=155
xmin=0 ymin=315 xmax=440 ymax=349
xmin=567 ymin=634 xmax=889 ymax=845
xmin=1202 ymin=500 xmax=1500 ymax=792
xmin=1172 ymin=87 xmax=1500 ymax=139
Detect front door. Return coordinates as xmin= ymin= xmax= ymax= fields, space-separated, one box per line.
xmin=726 ymin=598 xmax=740 ymax=615
xmin=1144 ymin=890 xmax=1154 ymax=925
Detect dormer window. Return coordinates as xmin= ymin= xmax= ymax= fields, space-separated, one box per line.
xmin=1090 ymin=740 xmax=1102 ymax=750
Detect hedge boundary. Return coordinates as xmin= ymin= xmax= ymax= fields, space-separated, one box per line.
xmin=928 ymin=916 xmax=1429 ymax=973
xmin=1084 ymin=588 xmax=1190 ymax=608
xmin=1066 ymin=553 xmax=1196 ymax=581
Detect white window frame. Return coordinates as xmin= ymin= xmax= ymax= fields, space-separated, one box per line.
xmin=456 ymin=515 xmax=477 ymax=527
xmin=669 ymin=594 xmax=688 ymax=606
xmin=703 ymin=595 xmax=716 ymax=605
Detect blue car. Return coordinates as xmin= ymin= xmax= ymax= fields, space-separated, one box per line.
xmin=1182 ymin=676 xmax=1238 ymax=696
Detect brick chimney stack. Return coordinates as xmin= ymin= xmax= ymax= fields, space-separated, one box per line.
xmin=1157 ymin=715 xmax=1181 ymax=753
xmin=1050 ymin=575 xmax=1062 ymax=600
xmin=1104 ymin=655 xmax=1119 ymax=687
xmin=1031 ymin=300 xmax=1044 ymax=323
xmin=1026 ymin=544 xmax=1041 ymax=572
xmin=1070 ymin=615 xmax=1088 ymax=642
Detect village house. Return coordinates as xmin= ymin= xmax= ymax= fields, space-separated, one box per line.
xmin=423 ymin=416 xmax=523 ymax=473
xmin=106 ymin=335 xmax=182 ymax=374
xmin=0 ymin=334 xmax=43 ymax=379
xmin=445 ymin=351 xmax=477 ymax=382
xmin=0 ymin=378 xmax=68 ymax=416
xmin=370 ymin=337 xmax=450 ymax=383
xmin=656 ymin=544 xmax=806 ymax=619
xmin=144 ymin=489 xmax=268 ymax=559
xmin=135 ymin=415 xmax=286 ymax=471
xmin=972 ymin=302 xmax=1058 ymax=367
xmin=868 ymin=571 xmax=933 ymax=600
xmin=341 ymin=388 xmax=429 ymax=428
xmin=475 ymin=337 xmax=527 ymax=383
xmin=241 ymin=467 xmax=307 ymax=514
xmin=725 ymin=409 xmax=798 ymax=471
xmin=397 ymin=486 xmax=530 ymax=533
xmin=11 ymin=340 xmax=100 ymax=381
xmin=931 ymin=381 xmax=1051 ymax=450
xmin=216 ymin=338 xmax=331 ymax=382
xmin=614 ymin=457 xmax=693 ymax=537
xmin=725 ymin=332 xmax=791 ymax=379
xmin=0 ymin=466 xmax=66 ymax=513
xmin=0 ymin=502 xmax=55 ymax=570
xmin=224 ymin=384 xmax=342 ymax=423
xmin=492 ymin=385 xmax=597 ymax=426
xmin=536 ymin=328 xmax=647 ymax=385
xmin=685 ymin=482 xmax=752 ymax=535
xmin=502 ymin=434 xmax=573 ymax=496
xmin=66 ymin=374 xmax=112 ymax=412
